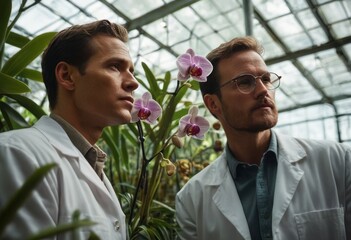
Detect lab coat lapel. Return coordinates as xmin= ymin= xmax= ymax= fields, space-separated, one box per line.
xmin=212 ymin=155 xmax=250 ymax=239
xmin=35 ymin=117 xmax=117 ymax=207
xmin=272 ymin=133 xmax=306 ymax=233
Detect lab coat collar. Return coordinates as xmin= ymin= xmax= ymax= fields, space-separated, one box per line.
xmin=272 ymin=132 xmax=306 ymax=234
xmin=34 ymin=116 xmax=81 ymax=158
xmin=210 ymin=131 xmax=307 ymax=239
xmin=211 ymin=153 xmax=251 ymax=239
xmin=34 ymin=116 xmax=120 ymax=211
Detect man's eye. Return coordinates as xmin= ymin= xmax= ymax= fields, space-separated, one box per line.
xmin=237 ymin=76 xmax=253 ymax=86
xmin=262 ymin=76 xmax=271 ymax=83
xmin=111 ymin=64 xmax=120 ymax=70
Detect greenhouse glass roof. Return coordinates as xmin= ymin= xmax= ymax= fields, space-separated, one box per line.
xmin=8 ymin=0 xmax=351 ymax=142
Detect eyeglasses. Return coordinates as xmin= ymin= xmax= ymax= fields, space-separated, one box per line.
xmin=217 ymin=72 xmax=281 ymax=94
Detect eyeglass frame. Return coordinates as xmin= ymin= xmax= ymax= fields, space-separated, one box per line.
xmin=216 ymin=72 xmax=281 ymax=94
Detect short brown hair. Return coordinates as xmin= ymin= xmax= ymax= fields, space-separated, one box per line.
xmin=200 ymin=36 xmax=264 ymax=97
xmin=41 ymin=20 xmax=129 ymax=110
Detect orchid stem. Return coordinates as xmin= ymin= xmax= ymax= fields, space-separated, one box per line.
xmin=129 ymin=120 xmax=149 ymax=225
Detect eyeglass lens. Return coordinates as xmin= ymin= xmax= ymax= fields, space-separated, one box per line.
xmin=236 ymin=72 xmax=279 ymax=93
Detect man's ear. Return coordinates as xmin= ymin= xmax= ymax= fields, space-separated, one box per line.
xmin=204 ymin=94 xmax=221 ymax=117
xmin=55 ymin=62 xmax=76 ymax=91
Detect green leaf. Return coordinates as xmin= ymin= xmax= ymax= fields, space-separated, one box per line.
xmin=0 ymin=101 xmax=29 ymax=129
xmin=6 ymin=94 xmax=47 ymax=119
xmin=28 ymin=219 xmax=96 ymax=240
xmin=0 ymin=163 xmax=57 ymax=235
xmin=0 ymin=72 xmax=30 ymax=94
xmin=162 ymin=71 xmax=171 ymax=92
xmin=121 ymin=127 xmax=138 ymax=146
xmin=2 ymin=32 xmax=56 ymax=77
xmin=172 ymin=108 xmax=188 ymax=122
xmin=0 ymin=0 xmax=11 ymax=49
xmin=141 ymin=62 xmax=160 ymax=97
xmin=136 ymin=76 xmax=151 ymax=93
xmin=6 ymin=31 xmax=30 ymax=48
xmin=18 ymin=68 xmax=43 ymax=82
xmin=189 ymin=80 xmax=200 ymax=90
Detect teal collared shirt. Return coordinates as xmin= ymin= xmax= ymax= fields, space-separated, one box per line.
xmin=226 ymin=131 xmax=278 ymax=240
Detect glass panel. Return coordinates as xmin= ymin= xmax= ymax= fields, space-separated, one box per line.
xmin=269 ymin=14 xmax=304 ymax=38
xmin=286 ymin=0 xmax=309 ymax=11
xmin=319 ymin=1 xmax=349 ymax=23
xmin=252 ymin=0 xmax=290 ymax=19
xmin=297 ymin=9 xmax=320 ymax=29
xmin=331 ymin=20 xmax=351 ymax=38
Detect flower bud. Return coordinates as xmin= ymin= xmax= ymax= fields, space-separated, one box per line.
xmin=214 ymin=140 xmax=223 ymax=152
xmin=160 ymin=158 xmax=169 ymax=167
xmin=166 ymin=162 xmax=176 ymax=176
xmin=171 ymin=135 xmax=183 ymax=148
xmin=212 ymin=121 xmax=221 ymax=130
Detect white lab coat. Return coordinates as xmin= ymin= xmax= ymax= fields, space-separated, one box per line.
xmin=0 ymin=116 xmax=126 ymax=239
xmin=176 ymin=132 xmax=351 ymax=240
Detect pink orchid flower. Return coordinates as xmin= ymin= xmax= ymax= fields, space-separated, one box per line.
xmin=176 ymin=48 xmax=213 ymax=82
xmin=178 ymin=106 xmax=210 ymax=139
xmin=131 ymin=92 xmax=162 ymax=124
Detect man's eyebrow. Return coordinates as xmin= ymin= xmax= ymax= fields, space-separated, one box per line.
xmin=107 ymin=57 xmax=134 ymax=71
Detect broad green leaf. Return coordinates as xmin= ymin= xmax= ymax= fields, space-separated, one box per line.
xmin=126 ymin=122 xmax=138 ymax=137
xmin=0 ymin=0 xmax=11 ymax=49
xmin=172 ymin=108 xmax=188 ymax=122
xmin=141 ymin=62 xmax=160 ymax=97
xmin=6 ymin=31 xmax=30 ymax=48
xmin=0 ymin=72 xmax=30 ymax=94
xmin=0 ymin=101 xmax=13 ymax=130
xmin=2 ymin=32 xmax=56 ymax=77
xmin=120 ymin=134 xmax=130 ymax=169
xmin=0 ymin=163 xmax=57 ymax=235
xmin=0 ymin=101 xmax=29 ymax=129
xmin=6 ymin=94 xmax=47 ymax=119
xmin=18 ymin=68 xmax=43 ymax=82
xmin=162 ymin=71 xmax=171 ymax=92
xmin=28 ymin=219 xmax=96 ymax=240
xmin=136 ymin=76 xmax=151 ymax=93
xmin=121 ymin=127 xmax=138 ymax=146
xmin=189 ymin=80 xmax=200 ymax=90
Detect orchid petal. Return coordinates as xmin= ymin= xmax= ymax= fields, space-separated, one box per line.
xmin=176 ymin=48 xmax=213 ymax=82
xmin=177 ymin=106 xmax=210 ymax=139
xmin=130 ymin=92 xmax=162 ymax=124
xmin=144 ymin=100 xmax=162 ymax=124
xmin=176 ymin=53 xmax=192 ymax=81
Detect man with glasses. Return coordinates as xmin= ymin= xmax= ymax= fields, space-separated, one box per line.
xmin=175 ymin=36 xmax=350 ymax=240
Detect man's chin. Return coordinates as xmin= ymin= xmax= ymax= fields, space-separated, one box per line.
xmin=111 ymin=113 xmax=133 ymax=126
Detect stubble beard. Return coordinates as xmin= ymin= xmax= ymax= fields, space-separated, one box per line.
xmin=221 ymin=101 xmax=278 ymax=133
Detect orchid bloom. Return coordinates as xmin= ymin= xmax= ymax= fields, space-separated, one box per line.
xmin=131 ymin=92 xmax=162 ymax=124
xmin=176 ymin=48 xmax=213 ymax=82
xmin=177 ymin=106 xmax=210 ymax=139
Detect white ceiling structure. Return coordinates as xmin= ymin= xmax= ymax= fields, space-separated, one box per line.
xmin=9 ymin=0 xmax=351 ymax=142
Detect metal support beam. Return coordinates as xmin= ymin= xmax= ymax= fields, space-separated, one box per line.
xmin=306 ymin=0 xmax=351 ymax=71
xmin=243 ymin=0 xmax=253 ymax=36
xmin=124 ymin=0 xmax=201 ymax=31
xmin=254 ymin=8 xmax=333 ymax=107
xmin=265 ymin=35 xmax=351 ymax=65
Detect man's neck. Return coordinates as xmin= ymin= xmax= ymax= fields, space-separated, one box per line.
xmin=51 ymin=110 xmax=101 ymax=145
xmin=227 ymin=130 xmax=271 ymax=165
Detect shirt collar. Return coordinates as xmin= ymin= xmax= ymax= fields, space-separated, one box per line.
xmin=226 ymin=131 xmax=278 ymax=179
xmin=50 ymin=113 xmax=92 ymax=156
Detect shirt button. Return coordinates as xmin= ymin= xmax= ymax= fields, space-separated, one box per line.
xmin=113 ymin=219 xmax=120 ymax=231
